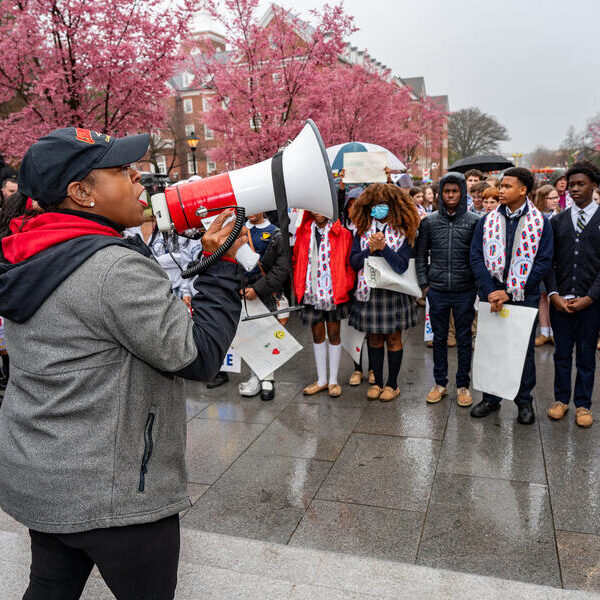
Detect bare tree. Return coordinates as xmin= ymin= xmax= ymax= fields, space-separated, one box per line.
xmin=448 ymin=107 xmax=509 ymax=160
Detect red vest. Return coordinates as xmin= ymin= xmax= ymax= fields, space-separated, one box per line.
xmin=292 ymin=214 xmax=356 ymax=306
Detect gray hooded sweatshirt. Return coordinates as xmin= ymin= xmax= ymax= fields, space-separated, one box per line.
xmin=0 ymin=226 xmax=240 ymax=534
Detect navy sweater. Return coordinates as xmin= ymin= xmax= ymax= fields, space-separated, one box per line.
xmin=470 ymin=203 xmax=553 ymax=301
xmin=350 ymin=229 xmax=411 ymax=276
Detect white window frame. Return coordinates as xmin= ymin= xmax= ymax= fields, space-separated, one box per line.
xmin=185 ymin=124 xmax=195 ymax=137
xmin=204 ymin=124 xmax=214 ymax=140
xmin=156 ymin=155 xmax=167 ymax=175
xmin=202 ymin=97 xmax=211 ymax=112
xmin=182 ymin=73 xmax=194 ymax=88
xmin=206 ymin=159 xmax=217 ymax=174
xmin=187 ymin=152 xmax=196 ymax=175
xmin=183 ymin=98 xmax=193 ymax=113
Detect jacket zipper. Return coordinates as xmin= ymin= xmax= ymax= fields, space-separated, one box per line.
xmin=138 ymin=412 xmax=155 ymax=493
xmin=448 ymin=221 xmax=453 ymax=290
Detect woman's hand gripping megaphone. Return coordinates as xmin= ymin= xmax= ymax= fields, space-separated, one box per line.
xmin=201 ymin=209 xmax=248 ymax=260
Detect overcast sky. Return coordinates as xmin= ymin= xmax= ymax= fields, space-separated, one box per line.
xmin=252 ymin=0 xmax=600 ymax=155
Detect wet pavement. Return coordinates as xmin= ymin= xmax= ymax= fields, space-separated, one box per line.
xmin=1 ymin=310 xmax=600 ymax=597
xmin=179 ymin=313 xmax=600 ymax=593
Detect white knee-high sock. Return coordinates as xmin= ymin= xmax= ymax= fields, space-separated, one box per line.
xmin=313 ymin=342 xmax=328 ymax=386
xmin=328 ymin=342 xmax=342 ymax=386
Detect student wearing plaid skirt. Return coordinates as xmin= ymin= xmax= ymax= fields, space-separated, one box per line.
xmin=292 ymin=211 xmax=355 ymax=397
xmin=348 ymin=184 xmax=421 ymax=401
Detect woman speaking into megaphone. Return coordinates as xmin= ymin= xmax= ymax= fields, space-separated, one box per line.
xmin=0 ymin=128 xmax=246 ymax=599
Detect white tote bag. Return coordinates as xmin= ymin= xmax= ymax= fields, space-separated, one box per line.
xmin=364 ymin=257 xmax=421 ymax=298
xmin=472 ymin=302 xmax=538 ymax=400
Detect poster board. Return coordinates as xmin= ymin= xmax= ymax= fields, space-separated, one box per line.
xmin=472 ymin=302 xmax=538 ymax=400
xmin=343 ymin=151 xmax=387 ymax=183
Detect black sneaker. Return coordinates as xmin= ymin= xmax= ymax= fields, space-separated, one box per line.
xmin=260 ymin=381 xmax=275 ymax=402
xmin=470 ymin=399 xmax=501 ymax=418
xmin=517 ymin=403 xmax=535 ymax=425
xmin=206 ymin=372 xmax=229 ymax=389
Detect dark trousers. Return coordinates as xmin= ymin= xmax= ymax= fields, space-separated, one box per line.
xmin=23 ymin=515 xmax=180 ymax=600
xmin=483 ymin=297 xmax=539 ymax=407
xmin=550 ymin=302 xmax=600 ymax=409
xmin=427 ymin=288 xmax=477 ymax=388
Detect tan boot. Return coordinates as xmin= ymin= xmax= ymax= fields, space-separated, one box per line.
xmin=426 ymin=340 xmax=433 ymax=348
xmin=447 ymin=336 xmax=457 ymax=347
xmin=328 ymin=384 xmax=342 ymax=398
xmin=547 ymin=401 xmax=569 ymax=420
xmin=349 ymin=371 xmax=363 ymax=386
xmin=535 ymin=334 xmax=549 ymax=347
xmin=576 ymin=407 xmax=593 ymax=428
xmin=380 ymin=386 xmax=400 ymax=402
xmin=303 ymin=382 xmax=328 ymax=396
xmin=367 ymin=385 xmax=383 ymax=400
xmin=368 ymin=370 xmax=375 ymax=384
xmin=457 ymin=387 xmax=473 ymax=407
xmin=426 ymin=385 xmax=447 ymax=404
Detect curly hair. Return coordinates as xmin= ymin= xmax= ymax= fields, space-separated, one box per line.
xmin=566 ymin=160 xmax=600 ymax=185
xmin=349 ymin=183 xmax=420 ymax=245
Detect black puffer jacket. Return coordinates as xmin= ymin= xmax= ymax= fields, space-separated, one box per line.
xmin=415 ymin=172 xmax=480 ymax=293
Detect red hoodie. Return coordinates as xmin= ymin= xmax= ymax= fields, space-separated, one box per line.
xmin=2 ymin=212 xmax=121 ymax=264
xmin=292 ymin=213 xmax=355 ymax=306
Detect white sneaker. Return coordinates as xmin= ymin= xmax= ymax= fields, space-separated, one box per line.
xmin=238 ymin=374 xmax=260 ymax=397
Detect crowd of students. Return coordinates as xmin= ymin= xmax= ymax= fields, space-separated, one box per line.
xmin=227 ymin=161 xmax=600 ymax=430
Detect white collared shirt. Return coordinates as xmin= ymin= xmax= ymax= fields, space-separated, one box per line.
xmin=570 ymin=201 xmax=597 ymax=231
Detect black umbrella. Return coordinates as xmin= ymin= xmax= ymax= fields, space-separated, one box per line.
xmin=448 ymin=154 xmax=514 ymax=173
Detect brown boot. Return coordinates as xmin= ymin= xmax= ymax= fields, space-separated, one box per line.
xmin=328 ymin=384 xmax=342 ymax=398
xmin=457 ymin=387 xmax=473 ymax=407
xmin=367 ymin=385 xmax=383 ymax=400
xmin=303 ymin=382 xmax=328 ymax=396
xmin=349 ymin=371 xmax=363 ymax=386
xmin=535 ymin=334 xmax=549 ymax=347
xmin=547 ymin=401 xmax=569 ymax=420
xmin=380 ymin=386 xmax=400 ymax=402
xmin=368 ymin=370 xmax=375 ymax=384
xmin=426 ymin=385 xmax=447 ymax=404
xmin=576 ymin=407 xmax=593 ymax=428
xmin=447 ymin=336 xmax=457 ymax=347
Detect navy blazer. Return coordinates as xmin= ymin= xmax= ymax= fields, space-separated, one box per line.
xmin=470 ymin=203 xmax=554 ymax=301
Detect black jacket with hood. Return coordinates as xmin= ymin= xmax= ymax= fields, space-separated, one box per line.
xmin=415 ymin=172 xmax=480 ymax=293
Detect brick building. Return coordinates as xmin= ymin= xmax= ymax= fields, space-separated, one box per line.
xmin=137 ymin=6 xmax=449 ymax=182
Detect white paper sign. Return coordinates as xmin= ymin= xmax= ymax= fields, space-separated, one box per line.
xmin=364 ymin=257 xmax=421 ymax=298
xmin=232 ymin=298 xmax=302 ymax=380
xmin=472 ymin=302 xmax=538 ymax=400
xmin=220 ymin=348 xmax=241 ymax=373
xmin=343 ymin=151 xmax=387 ymax=183
xmin=340 ymin=319 xmax=366 ymax=363
xmin=424 ymin=298 xmax=433 ymax=342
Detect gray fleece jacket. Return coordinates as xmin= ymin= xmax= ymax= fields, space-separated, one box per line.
xmin=0 ymin=237 xmax=240 ymax=534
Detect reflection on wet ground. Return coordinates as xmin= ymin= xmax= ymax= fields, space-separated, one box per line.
xmin=182 ymin=313 xmax=600 ymax=592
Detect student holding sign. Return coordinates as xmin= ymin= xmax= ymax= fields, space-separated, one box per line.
xmin=546 ymin=161 xmax=600 ymax=428
xmin=348 ymin=184 xmax=420 ymax=401
xmin=470 ymin=168 xmax=553 ymax=424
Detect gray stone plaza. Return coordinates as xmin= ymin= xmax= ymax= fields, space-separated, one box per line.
xmin=1 ymin=313 xmax=599 ymax=598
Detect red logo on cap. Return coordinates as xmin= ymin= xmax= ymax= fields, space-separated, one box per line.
xmin=75 ymin=128 xmax=95 ymax=144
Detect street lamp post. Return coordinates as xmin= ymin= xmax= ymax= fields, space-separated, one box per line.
xmin=512 ymin=152 xmax=523 ymax=167
xmin=186 ymin=131 xmax=199 ymax=175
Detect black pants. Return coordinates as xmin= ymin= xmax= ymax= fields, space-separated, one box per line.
xmin=24 ymin=515 xmax=180 ymax=600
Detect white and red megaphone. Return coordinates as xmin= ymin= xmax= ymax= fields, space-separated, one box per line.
xmin=151 ymin=119 xmax=337 ymax=273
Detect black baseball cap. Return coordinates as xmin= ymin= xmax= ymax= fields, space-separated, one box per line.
xmin=18 ymin=127 xmax=150 ymax=208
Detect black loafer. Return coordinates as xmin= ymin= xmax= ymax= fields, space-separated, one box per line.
xmin=206 ymin=372 xmax=229 ymax=389
xmin=260 ymin=381 xmax=275 ymax=402
xmin=470 ymin=399 xmax=501 ymax=418
xmin=517 ymin=403 xmax=535 ymax=425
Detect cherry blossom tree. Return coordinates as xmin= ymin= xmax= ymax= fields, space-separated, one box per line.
xmin=189 ymin=0 xmax=355 ymax=166
xmin=0 ymin=0 xmax=194 ymax=161
xmin=588 ymin=115 xmax=600 ymax=152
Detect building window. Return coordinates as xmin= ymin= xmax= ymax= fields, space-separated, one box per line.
xmin=182 ymin=73 xmax=194 ymax=88
xmin=185 ymin=124 xmax=195 ymax=137
xmin=202 ymin=97 xmax=211 ymax=112
xmin=187 ymin=152 xmax=196 ymax=175
xmin=204 ymin=124 xmax=214 ymax=140
xmin=156 ymin=155 xmax=167 ymax=174
xmin=183 ymin=98 xmax=193 ymax=113
xmin=206 ymin=160 xmax=216 ymax=174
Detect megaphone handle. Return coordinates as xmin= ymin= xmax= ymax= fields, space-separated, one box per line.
xmin=181 ymin=207 xmax=246 ymax=278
